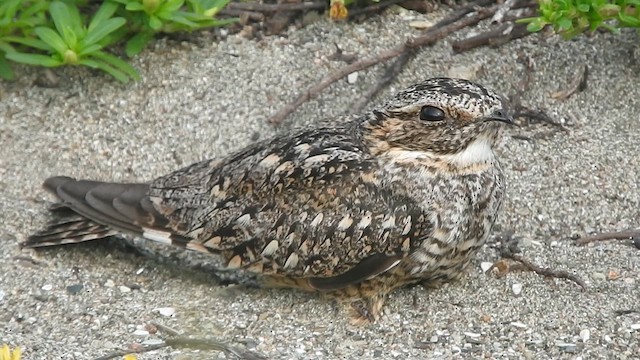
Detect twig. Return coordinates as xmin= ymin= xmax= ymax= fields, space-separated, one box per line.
xmin=267 ymin=0 xmax=501 ymax=125
xmin=516 ymin=108 xmax=569 ymax=131
xmin=491 ymin=0 xmax=518 ymax=23
xmin=149 ymin=321 xmax=182 ymax=336
xmin=226 ymin=2 xmax=326 ymax=13
xmin=452 ymin=22 xmax=532 ymax=52
xmin=93 ymin=343 xmax=168 ymax=360
xmin=437 ymin=0 xmax=495 ymax=27
xmin=165 ymin=337 xmax=266 ymax=360
xmin=501 ymin=253 xmax=588 ymax=290
xmin=219 ymin=8 xmax=265 ymax=22
xmin=576 ymin=229 xmax=640 ymax=245
xmin=551 ymin=64 xmax=589 ymax=100
xmin=93 ymin=336 xmax=266 ymax=360
xmin=349 ymin=51 xmax=414 ymax=113
xmin=327 ymin=43 xmax=358 ymax=64
xmin=348 ymin=0 xmax=406 ymax=18
xmin=615 ymin=309 xmax=640 ymax=316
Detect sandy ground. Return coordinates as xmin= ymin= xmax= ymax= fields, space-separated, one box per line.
xmin=1 ymin=7 xmax=639 ymax=360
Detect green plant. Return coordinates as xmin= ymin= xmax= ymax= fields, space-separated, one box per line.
xmin=0 ymin=0 xmax=237 ymax=82
xmin=523 ymin=0 xmax=640 ymax=38
xmin=7 ymin=1 xmax=138 ymax=82
xmin=112 ymin=0 xmax=235 ymax=56
xmin=0 ymin=0 xmax=49 ymax=80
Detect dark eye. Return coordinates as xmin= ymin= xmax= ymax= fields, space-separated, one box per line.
xmin=419 ymin=106 xmax=445 ymax=121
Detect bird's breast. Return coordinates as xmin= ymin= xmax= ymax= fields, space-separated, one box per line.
xmin=377 ymin=156 xmax=506 ymax=282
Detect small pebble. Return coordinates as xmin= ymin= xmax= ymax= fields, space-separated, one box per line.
xmin=630 ymin=324 xmax=640 ymax=330
xmin=512 ymin=283 xmax=523 ymax=296
xmin=41 ymin=284 xmax=53 ymax=291
xmin=0 ymin=290 xmax=4 ymax=301
xmin=464 ymin=331 xmax=481 ymax=338
xmin=119 ymin=286 xmax=132 ymax=293
xmin=142 ymin=339 xmax=164 ymax=346
xmin=347 ymin=72 xmax=358 ymax=84
xmin=580 ymin=329 xmax=590 ymax=342
xmin=136 ymin=268 xmax=145 ymax=275
xmin=604 ymin=335 xmax=612 ymax=342
xmin=556 ymin=342 xmax=577 ymax=352
xmin=153 ymin=307 xmax=176 ymax=317
xmin=409 ymin=20 xmax=433 ymax=30
xmin=591 ymin=272 xmax=606 ymax=281
xmin=430 ymin=335 xmax=438 ymax=343
xmin=67 ymin=284 xmax=84 ymax=294
xmin=104 ymin=280 xmax=115 ymax=288
xmin=480 ymin=262 xmax=493 ymax=273
xmin=511 ymin=321 xmax=527 ymax=329
xmin=633 ymin=236 xmax=640 ymax=250
xmin=132 ymin=329 xmax=149 ymax=336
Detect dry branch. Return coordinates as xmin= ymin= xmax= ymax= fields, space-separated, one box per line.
xmin=348 ymin=0 xmax=406 ymax=18
xmin=498 ymin=253 xmax=588 ymax=290
xmin=576 ymin=229 xmax=640 ymax=245
xmin=226 ymin=2 xmax=326 ymax=13
xmin=452 ymin=22 xmax=531 ymax=52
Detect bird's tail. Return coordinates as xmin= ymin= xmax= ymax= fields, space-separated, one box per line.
xmin=23 ymin=176 xmax=191 ymax=249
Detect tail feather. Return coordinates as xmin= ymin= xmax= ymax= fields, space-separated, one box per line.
xmin=24 ymin=176 xmax=220 ymax=258
xmin=23 ymin=176 xmax=172 ymax=248
xmin=23 ymin=216 xmax=117 ymax=247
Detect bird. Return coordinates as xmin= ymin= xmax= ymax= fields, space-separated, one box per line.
xmin=24 ymin=77 xmax=513 ymax=324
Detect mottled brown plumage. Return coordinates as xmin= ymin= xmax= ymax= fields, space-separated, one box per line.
xmin=24 ymin=78 xmax=512 ymax=324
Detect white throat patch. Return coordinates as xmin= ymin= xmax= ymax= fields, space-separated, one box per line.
xmin=441 ymin=138 xmax=494 ymax=167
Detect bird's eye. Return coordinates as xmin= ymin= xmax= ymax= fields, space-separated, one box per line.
xmin=419 ymin=106 xmax=445 ymax=121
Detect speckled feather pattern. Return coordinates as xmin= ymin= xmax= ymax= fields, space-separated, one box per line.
xmin=25 ymin=77 xmax=511 ymax=323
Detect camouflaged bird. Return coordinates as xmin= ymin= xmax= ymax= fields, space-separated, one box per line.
xmin=24 ymin=77 xmax=513 ymax=324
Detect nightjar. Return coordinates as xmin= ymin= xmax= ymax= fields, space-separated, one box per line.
xmin=24 ymin=77 xmax=513 ymax=324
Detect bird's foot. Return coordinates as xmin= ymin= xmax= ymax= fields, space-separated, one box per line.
xmin=345 ymin=294 xmax=386 ymax=326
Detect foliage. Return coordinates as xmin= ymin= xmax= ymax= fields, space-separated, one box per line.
xmin=524 ymin=0 xmax=640 ymax=38
xmin=0 ymin=0 xmax=236 ymax=82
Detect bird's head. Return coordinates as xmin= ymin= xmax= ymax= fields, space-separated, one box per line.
xmin=362 ymin=77 xmax=512 ymax=168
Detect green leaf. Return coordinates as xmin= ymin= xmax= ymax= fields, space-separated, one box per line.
xmin=162 ymin=11 xmax=199 ymax=28
xmin=576 ymin=4 xmax=590 ymax=12
xmin=6 ymin=52 xmax=62 ymax=67
xmin=3 ymin=36 xmax=52 ymax=51
xmin=91 ymin=50 xmax=140 ymax=80
xmin=78 ymin=43 xmax=102 ymax=56
xmin=125 ymin=31 xmax=154 ymax=57
xmin=80 ymin=57 xmax=130 ymax=82
xmin=148 ymin=15 xmax=162 ymax=30
xmin=126 ymin=2 xmax=146 ymax=11
xmin=88 ymin=1 xmax=120 ymax=32
xmin=34 ymin=27 xmax=68 ymax=55
xmin=619 ymin=12 xmax=640 ymax=27
xmin=0 ymin=41 xmax=14 ymax=54
xmin=0 ymin=54 xmax=14 ymax=80
xmin=161 ymin=0 xmax=185 ymax=13
xmin=83 ymin=17 xmax=126 ymax=46
xmin=524 ymin=18 xmax=547 ymax=32
xmin=557 ymin=17 xmax=573 ymax=30
xmin=49 ymin=1 xmax=84 ymax=45
xmin=21 ymin=0 xmax=48 ymax=19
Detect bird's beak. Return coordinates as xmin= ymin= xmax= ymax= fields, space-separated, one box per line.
xmin=484 ymin=110 xmax=514 ymax=125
